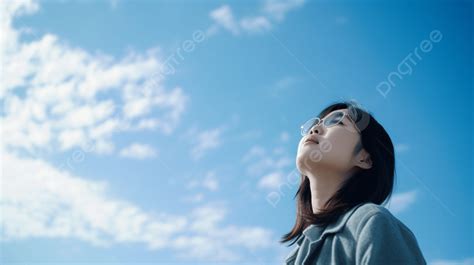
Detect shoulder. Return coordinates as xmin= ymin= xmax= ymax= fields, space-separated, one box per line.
xmin=346 ymin=202 xmax=391 ymax=226
xmin=345 ymin=202 xmax=419 ymax=244
xmin=345 ymin=202 xmax=412 ymax=236
xmin=352 ymin=202 xmax=391 ymax=218
xmin=346 ymin=203 xmax=427 ymax=264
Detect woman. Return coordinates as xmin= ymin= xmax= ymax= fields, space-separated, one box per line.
xmin=281 ymin=101 xmax=426 ymax=265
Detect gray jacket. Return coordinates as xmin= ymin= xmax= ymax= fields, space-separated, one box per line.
xmin=284 ymin=202 xmax=426 ymax=265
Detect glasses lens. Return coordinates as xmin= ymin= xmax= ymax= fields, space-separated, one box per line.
xmin=323 ymin=111 xmax=344 ymax=127
xmin=301 ymin=117 xmax=320 ymax=135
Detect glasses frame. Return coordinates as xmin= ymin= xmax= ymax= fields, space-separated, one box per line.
xmin=300 ymin=110 xmax=361 ymax=136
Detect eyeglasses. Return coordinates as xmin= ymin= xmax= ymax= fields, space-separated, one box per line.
xmin=300 ymin=110 xmax=361 ymax=136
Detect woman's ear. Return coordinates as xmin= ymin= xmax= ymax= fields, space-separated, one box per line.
xmin=355 ymin=149 xmax=372 ymax=169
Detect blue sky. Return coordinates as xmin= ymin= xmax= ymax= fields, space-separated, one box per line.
xmin=0 ymin=0 xmax=472 ymax=264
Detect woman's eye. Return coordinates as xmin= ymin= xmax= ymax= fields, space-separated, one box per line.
xmin=328 ymin=119 xmax=343 ymax=126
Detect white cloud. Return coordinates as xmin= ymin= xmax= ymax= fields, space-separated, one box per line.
xmin=242 ymin=145 xmax=292 ymax=191
xmin=208 ymin=0 xmax=305 ymax=36
xmin=94 ymin=140 xmax=116 ymax=155
xmin=258 ymin=171 xmax=284 ymax=189
xmin=385 ymin=190 xmax=418 ymax=214
xmin=62 ymin=101 xmax=116 ymax=128
xmin=0 ymin=0 xmax=188 ymax=156
xmin=209 ymin=5 xmax=240 ymax=35
xmin=172 ymin=202 xmax=274 ymax=262
xmin=241 ymin=145 xmax=266 ymax=163
xmin=0 ymin=152 xmax=187 ymax=249
xmin=0 ymin=0 xmax=39 ymax=55
xmin=187 ymin=170 xmax=219 ymax=192
xmin=263 ymin=0 xmax=305 ymax=21
xmin=240 ymin=16 xmax=272 ymax=33
xmin=1 ymin=152 xmax=275 ymax=261
xmin=119 ymin=143 xmax=157 ymax=159
xmin=245 ymin=152 xmax=292 ymax=176
xmin=190 ymin=127 xmax=224 ymax=160
xmin=0 ymin=1 xmax=277 ymax=262
xmin=58 ymin=129 xmax=86 ymax=151
xmin=202 ymin=171 xmax=219 ymax=191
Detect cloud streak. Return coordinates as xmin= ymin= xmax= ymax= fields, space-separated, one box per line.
xmin=385 ymin=190 xmax=418 ymax=214
xmin=189 ymin=127 xmax=225 ymax=160
xmin=208 ymin=0 xmax=305 ymax=36
xmin=119 ymin=143 xmax=157 ymax=159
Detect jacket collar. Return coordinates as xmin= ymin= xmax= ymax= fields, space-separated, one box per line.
xmin=296 ymin=203 xmax=364 ymax=246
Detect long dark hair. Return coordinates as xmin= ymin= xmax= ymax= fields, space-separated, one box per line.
xmin=280 ymin=100 xmax=396 ymax=246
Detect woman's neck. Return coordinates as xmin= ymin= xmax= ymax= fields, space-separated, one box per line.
xmin=306 ymin=167 xmax=352 ymax=214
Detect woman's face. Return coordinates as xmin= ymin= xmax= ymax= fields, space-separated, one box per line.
xmin=296 ymin=109 xmax=370 ymax=177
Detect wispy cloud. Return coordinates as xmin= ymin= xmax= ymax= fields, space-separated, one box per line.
xmin=208 ymin=0 xmax=305 ymax=36
xmin=187 ymin=170 xmax=220 ymax=192
xmin=243 ymin=145 xmax=292 ymax=177
xmin=209 ymin=5 xmax=240 ymax=35
xmin=259 ymin=171 xmax=285 ymax=189
xmin=385 ymin=190 xmax=418 ymax=214
xmin=189 ymin=127 xmax=224 ymax=160
xmin=242 ymin=142 xmax=293 ymax=192
xmin=262 ymin=0 xmax=305 ymax=21
xmin=119 ymin=143 xmax=157 ymax=159
xmin=172 ymin=202 xmax=274 ymax=261
xmin=239 ymin=16 xmax=272 ymax=33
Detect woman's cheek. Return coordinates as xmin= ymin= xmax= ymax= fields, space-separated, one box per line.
xmin=296 ymin=138 xmax=306 ymax=154
xmin=327 ymin=137 xmax=357 ymax=167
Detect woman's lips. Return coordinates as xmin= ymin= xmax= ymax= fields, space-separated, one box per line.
xmin=304 ymin=139 xmax=319 ymax=145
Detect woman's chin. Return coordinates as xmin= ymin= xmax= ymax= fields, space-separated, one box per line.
xmin=296 ymin=154 xmax=325 ymax=175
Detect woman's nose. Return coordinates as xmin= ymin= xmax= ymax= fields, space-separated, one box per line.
xmin=309 ymin=124 xmax=323 ymax=135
